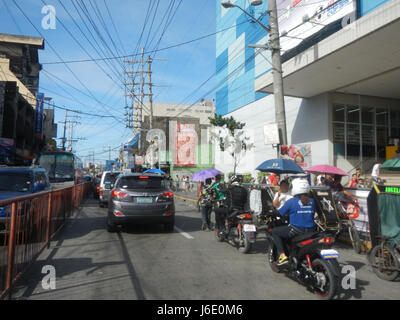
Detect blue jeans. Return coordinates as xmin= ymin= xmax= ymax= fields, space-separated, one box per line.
xmin=201 ymin=205 xmax=212 ymax=226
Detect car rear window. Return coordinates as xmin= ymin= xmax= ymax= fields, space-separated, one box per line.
xmin=117 ymin=176 xmax=166 ymax=190
xmin=0 ymin=172 xmax=32 ymax=193
xmin=104 ymin=172 xmax=120 ymax=184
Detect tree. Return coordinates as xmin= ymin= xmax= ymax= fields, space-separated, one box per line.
xmin=209 ymin=114 xmax=254 ymax=175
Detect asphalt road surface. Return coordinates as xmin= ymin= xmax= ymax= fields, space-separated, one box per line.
xmin=10 ymin=198 xmax=400 ymax=300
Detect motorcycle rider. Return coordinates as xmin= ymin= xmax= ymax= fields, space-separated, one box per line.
xmin=271 ymin=179 xmax=316 ymax=266
xmin=221 ymin=175 xmax=248 ymax=236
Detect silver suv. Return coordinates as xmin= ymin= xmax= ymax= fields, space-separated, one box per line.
xmin=98 ymin=171 xmax=121 ymax=208
xmin=106 ymin=173 xmax=175 ymax=232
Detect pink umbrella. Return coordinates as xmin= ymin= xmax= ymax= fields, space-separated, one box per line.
xmin=305 ymin=165 xmax=349 ymax=176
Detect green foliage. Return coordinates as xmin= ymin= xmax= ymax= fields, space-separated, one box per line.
xmin=227 ymin=172 xmax=252 ymax=183
xmin=257 ymin=171 xmax=269 ymax=183
xmin=242 ymin=173 xmax=252 ymax=183
xmin=209 ymin=114 xmax=246 ymax=136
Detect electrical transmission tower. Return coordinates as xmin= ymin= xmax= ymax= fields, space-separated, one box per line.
xmin=123 ymin=48 xmax=167 ymax=153
xmin=65 ymin=115 xmax=86 ymax=153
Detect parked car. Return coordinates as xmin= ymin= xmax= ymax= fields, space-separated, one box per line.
xmin=106 ymin=173 xmax=175 ymax=232
xmin=98 ymin=171 xmax=121 ymax=207
xmin=0 ymin=166 xmax=51 ymax=232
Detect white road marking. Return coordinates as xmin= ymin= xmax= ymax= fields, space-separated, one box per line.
xmin=174 ymin=226 xmax=194 ymax=239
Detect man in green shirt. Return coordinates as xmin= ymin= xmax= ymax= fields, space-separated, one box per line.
xmin=212 ymin=174 xmax=229 ymax=234
xmin=212 ymin=174 xmax=226 ymax=200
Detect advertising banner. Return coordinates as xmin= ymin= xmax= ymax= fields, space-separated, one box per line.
xmin=263 ymin=123 xmax=280 ymax=145
xmin=277 ymin=0 xmax=356 ymax=53
xmin=280 ymin=144 xmax=312 ymax=169
xmin=175 ymin=123 xmax=196 ymax=167
xmin=35 ymin=93 xmax=44 ymax=139
xmin=135 ymin=156 xmax=144 ymax=166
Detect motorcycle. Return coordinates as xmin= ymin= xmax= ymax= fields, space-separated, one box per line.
xmin=264 ymin=211 xmax=341 ymax=300
xmin=215 ymin=198 xmax=257 ymax=254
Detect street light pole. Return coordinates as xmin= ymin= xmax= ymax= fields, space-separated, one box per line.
xmin=221 ymin=0 xmax=288 ymax=147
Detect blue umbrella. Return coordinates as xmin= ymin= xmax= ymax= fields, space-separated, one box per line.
xmin=144 ymin=168 xmax=166 ymax=175
xmin=256 ymin=158 xmax=305 ymax=174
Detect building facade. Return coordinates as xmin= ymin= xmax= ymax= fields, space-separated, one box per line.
xmin=0 ymin=33 xmax=45 ymax=164
xmin=125 ymin=101 xmax=216 ymax=178
xmin=215 ymin=0 xmax=399 ymax=180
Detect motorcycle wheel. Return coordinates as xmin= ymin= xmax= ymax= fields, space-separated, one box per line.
xmin=267 ymin=243 xmax=281 ymax=273
xmin=370 ymin=244 xmax=400 ymax=281
xmin=311 ymin=258 xmax=338 ymax=300
xmin=215 ymin=229 xmax=224 ymax=242
xmin=238 ymin=233 xmax=252 ymax=254
xmin=348 ymin=224 xmax=362 ymax=254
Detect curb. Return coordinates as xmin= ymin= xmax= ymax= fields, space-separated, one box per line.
xmin=174 ymin=195 xmax=198 ymax=204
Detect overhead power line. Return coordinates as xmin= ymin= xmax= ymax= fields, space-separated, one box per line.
xmin=41 ymin=20 xmax=248 ymax=65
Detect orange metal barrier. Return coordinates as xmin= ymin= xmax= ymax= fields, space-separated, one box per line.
xmin=0 ymin=182 xmax=91 ymax=299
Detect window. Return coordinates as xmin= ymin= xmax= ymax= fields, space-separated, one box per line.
xmin=332 ymin=104 xmax=394 ymax=162
xmin=347 ymin=106 xmax=360 ymax=123
xmin=0 ymin=172 xmax=32 ymax=193
xmin=390 ymin=109 xmax=400 ymax=138
xmin=117 ymin=176 xmax=166 ymax=190
xmin=346 ymin=123 xmax=360 ymax=157
xmin=333 ymin=106 xmax=345 ymax=122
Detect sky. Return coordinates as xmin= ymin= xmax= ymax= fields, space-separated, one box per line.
xmin=0 ymin=0 xmax=217 ymax=164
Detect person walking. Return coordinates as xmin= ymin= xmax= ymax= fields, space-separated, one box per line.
xmin=371 ymin=163 xmax=382 ymax=184
xmin=200 ymin=178 xmax=214 ymax=231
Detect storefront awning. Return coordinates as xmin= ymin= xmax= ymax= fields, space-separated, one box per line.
xmin=255 ymin=0 xmax=400 ymax=100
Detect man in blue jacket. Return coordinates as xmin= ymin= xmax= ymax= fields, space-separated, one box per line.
xmin=272 ymin=179 xmax=316 ymax=266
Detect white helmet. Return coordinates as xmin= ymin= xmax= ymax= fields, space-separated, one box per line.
xmin=291 ymin=178 xmax=310 ymax=196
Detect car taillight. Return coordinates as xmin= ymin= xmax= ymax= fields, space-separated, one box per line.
xmin=139 ymin=176 xmax=149 ymax=179
xmin=163 ymin=211 xmax=173 ymax=216
xmin=99 ymin=190 xmax=103 ymax=195
xmin=113 ymin=211 xmax=124 ymax=217
xmin=162 ymin=191 xmax=173 ymax=198
xmin=112 ymin=191 xmax=127 ymax=198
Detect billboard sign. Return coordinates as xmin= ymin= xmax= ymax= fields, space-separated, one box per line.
xmin=280 ymin=144 xmax=312 ymax=169
xmin=264 ymin=123 xmax=280 ymax=145
xmin=174 ymin=123 xmax=196 ymax=167
xmin=277 ymin=0 xmax=356 ymax=53
xmin=135 ymin=156 xmax=144 ymax=166
xmin=35 ymin=93 xmax=45 ymax=139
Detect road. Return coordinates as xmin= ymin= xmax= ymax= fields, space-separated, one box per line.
xmin=10 ymin=198 xmax=400 ymax=300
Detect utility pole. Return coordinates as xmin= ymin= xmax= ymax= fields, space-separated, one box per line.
xmin=224 ymin=0 xmax=288 ymax=150
xmin=104 ymin=146 xmax=112 ymax=162
xmin=267 ymin=0 xmax=287 ymax=147
xmin=61 ymin=110 xmax=67 ymax=151
xmin=147 ymin=55 xmax=154 ymax=130
xmin=123 ymin=49 xmax=167 ymax=157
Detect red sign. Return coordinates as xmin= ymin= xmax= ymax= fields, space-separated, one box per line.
xmin=175 ymin=123 xmax=196 ymax=167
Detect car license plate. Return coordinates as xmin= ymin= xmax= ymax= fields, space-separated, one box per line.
xmin=136 ymin=197 xmax=153 ymax=204
xmin=321 ymin=249 xmax=340 ymax=260
xmin=243 ymin=224 xmax=256 ymax=232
